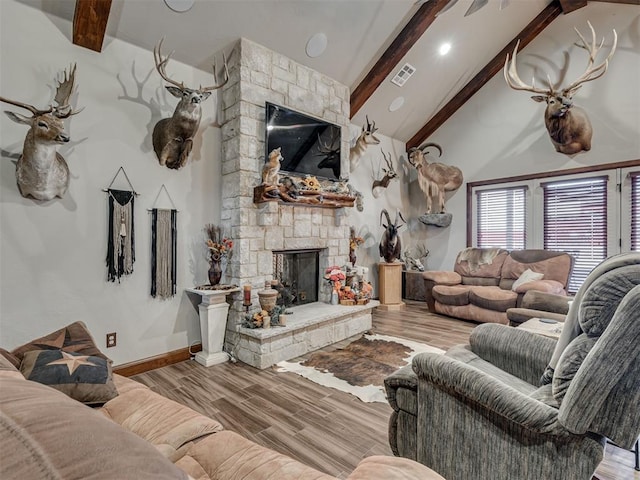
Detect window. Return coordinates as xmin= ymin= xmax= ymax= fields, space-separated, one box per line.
xmin=631 ymin=173 xmax=640 ymax=251
xmin=469 ymin=161 xmax=639 ymax=293
xmin=542 ymin=176 xmax=608 ymax=292
xmin=476 ymin=186 xmax=527 ymax=249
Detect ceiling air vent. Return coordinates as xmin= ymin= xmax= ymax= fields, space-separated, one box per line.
xmin=391 ymin=63 xmax=416 ymax=87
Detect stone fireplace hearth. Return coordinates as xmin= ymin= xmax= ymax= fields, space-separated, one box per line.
xmin=217 ymin=38 xmax=375 ymax=369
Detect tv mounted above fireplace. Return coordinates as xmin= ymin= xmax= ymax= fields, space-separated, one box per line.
xmin=265 ymin=102 xmax=343 ymax=181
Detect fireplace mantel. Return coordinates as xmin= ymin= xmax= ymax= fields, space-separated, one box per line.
xmin=253 ymin=185 xmax=355 ymax=209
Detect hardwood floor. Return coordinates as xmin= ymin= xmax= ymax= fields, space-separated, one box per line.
xmin=132 ymin=300 xmax=638 ymax=480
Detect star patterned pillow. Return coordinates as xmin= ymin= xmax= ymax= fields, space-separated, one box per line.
xmin=20 ymin=349 xmax=118 ymax=406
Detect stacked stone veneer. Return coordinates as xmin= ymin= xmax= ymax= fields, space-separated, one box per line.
xmin=219 ymin=38 xmax=372 ymax=369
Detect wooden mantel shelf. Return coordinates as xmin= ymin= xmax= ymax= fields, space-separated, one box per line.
xmin=253 ymin=185 xmax=355 ymax=209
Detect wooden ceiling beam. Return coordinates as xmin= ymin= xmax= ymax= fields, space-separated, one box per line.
xmin=590 ymin=0 xmax=640 ymax=4
xmin=73 ymin=0 xmax=112 ymax=52
xmin=350 ymin=0 xmax=451 ymax=119
xmin=559 ymin=0 xmax=588 ymax=13
xmin=407 ymin=0 xmax=563 ymax=150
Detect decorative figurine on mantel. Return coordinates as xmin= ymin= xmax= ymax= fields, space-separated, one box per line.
xmin=408 ymin=143 xmax=463 ymax=228
xmin=204 ymin=224 xmax=233 ymax=287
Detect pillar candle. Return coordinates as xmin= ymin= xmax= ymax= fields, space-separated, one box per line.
xmin=243 ymin=284 xmax=251 ymax=305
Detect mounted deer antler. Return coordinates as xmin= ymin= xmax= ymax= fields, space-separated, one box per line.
xmin=372 ymin=150 xmax=398 ymax=196
xmin=349 ymin=115 xmax=380 ymax=172
xmin=152 ymin=38 xmax=229 ymax=169
xmin=1 ymin=64 xmax=82 ymax=200
xmin=504 ymin=22 xmax=617 ymax=155
xmin=315 ymin=127 xmax=341 ymax=178
xmin=403 ymin=244 xmax=429 ymax=271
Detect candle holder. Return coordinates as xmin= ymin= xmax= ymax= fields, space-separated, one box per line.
xmin=243 ymin=284 xmax=252 ymax=313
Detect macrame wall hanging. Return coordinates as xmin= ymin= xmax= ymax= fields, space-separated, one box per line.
xmin=149 ymin=185 xmax=178 ymax=299
xmin=103 ymin=167 xmax=138 ymax=283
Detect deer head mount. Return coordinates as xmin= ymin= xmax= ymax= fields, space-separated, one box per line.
xmin=349 ymin=115 xmax=380 ymax=172
xmin=504 ymin=22 xmax=617 ymax=155
xmin=379 ymin=208 xmax=406 ymax=263
xmin=152 ymin=38 xmax=229 ymax=170
xmin=315 ymin=127 xmax=341 ymax=178
xmin=408 ymin=142 xmax=463 ymax=214
xmin=1 ymin=64 xmax=82 ymax=201
xmin=403 ymin=244 xmax=429 ymax=271
xmin=372 ymin=150 xmax=398 ymax=197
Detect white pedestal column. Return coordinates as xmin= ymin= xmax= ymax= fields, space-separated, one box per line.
xmin=186 ymin=288 xmax=239 ymax=367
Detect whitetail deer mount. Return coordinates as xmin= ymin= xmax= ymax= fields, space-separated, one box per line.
xmin=504 ymin=22 xmax=617 ymax=155
xmin=403 ymin=244 xmax=429 ymax=271
xmin=372 ymin=150 xmax=398 ymax=197
xmin=153 ymin=38 xmax=229 ymax=169
xmin=1 ymin=64 xmax=82 ymax=201
xmin=349 ymin=115 xmax=380 ymax=172
xmin=408 ymin=142 xmax=463 ymax=214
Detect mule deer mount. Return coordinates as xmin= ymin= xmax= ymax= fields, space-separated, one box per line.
xmin=504 ymin=22 xmax=617 ymax=155
xmin=1 ymin=64 xmax=82 ymax=201
xmin=349 ymin=115 xmax=380 ymax=172
xmin=372 ymin=150 xmax=398 ymax=197
xmin=408 ymin=142 xmax=463 ymax=215
xmin=152 ymin=38 xmax=229 ymax=170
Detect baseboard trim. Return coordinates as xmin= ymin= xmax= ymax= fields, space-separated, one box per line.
xmin=113 ymin=343 xmax=202 ymax=377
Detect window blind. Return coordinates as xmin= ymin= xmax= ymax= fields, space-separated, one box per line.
xmin=476 ymin=186 xmax=527 ymax=249
xmin=542 ymin=176 xmax=608 ymax=293
xmin=631 ymin=172 xmax=640 ymax=251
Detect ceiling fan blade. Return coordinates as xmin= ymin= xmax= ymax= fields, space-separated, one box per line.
xmin=435 ymin=0 xmax=460 ymax=16
xmin=464 ymin=0 xmax=489 ymax=16
xmin=499 ymin=0 xmax=510 ymax=10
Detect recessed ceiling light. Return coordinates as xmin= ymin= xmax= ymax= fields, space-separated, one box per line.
xmin=439 ymin=42 xmax=452 ymax=56
xmin=389 ymin=96 xmax=405 ymax=112
xmin=164 ymin=0 xmax=194 ymax=12
xmin=306 ymin=33 xmax=328 ymax=58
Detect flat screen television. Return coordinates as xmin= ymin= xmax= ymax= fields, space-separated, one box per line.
xmin=264 ymin=102 xmax=343 ymax=181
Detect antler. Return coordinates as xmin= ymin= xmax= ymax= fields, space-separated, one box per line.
xmin=0 ymin=96 xmax=52 ymax=116
xmin=365 ymin=115 xmax=378 ymax=133
xmin=503 ymin=40 xmax=554 ymax=95
xmin=200 ymin=53 xmax=230 ymax=92
xmin=563 ymin=22 xmax=617 ymax=95
xmin=381 ymin=149 xmax=394 ymax=170
xmin=316 ymin=128 xmax=340 ymax=155
xmin=53 ymin=63 xmax=83 ymax=119
xmin=154 ymin=38 xmax=186 ymax=90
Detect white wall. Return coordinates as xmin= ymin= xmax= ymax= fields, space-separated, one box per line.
xmin=0 ymin=0 xmax=224 ymax=365
xmin=402 ymin=3 xmax=640 ymax=271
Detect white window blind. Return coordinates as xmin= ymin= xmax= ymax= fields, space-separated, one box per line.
xmin=631 ymin=172 xmax=640 ymax=251
xmin=543 ymin=176 xmax=608 ymax=293
xmin=476 ymin=186 xmax=527 ymax=249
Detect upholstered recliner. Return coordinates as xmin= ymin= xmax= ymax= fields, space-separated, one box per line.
xmin=422 ymin=248 xmax=574 ymax=324
xmin=385 ymin=252 xmax=640 ymax=480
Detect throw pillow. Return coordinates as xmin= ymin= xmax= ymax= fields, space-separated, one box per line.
xmin=20 ymin=349 xmax=118 ymax=406
xmin=511 ymin=268 xmax=544 ymax=291
xmin=513 ymin=279 xmax=565 ymax=295
xmin=10 ymin=321 xmax=108 ymax=364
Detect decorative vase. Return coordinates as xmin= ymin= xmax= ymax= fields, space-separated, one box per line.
xmin=330 ymin=289 xmax=339 ymax=305
xmin=208 ymin=259 xmax=222 ymax=286
xmin=258 ymin=282 xmax=278 ymax=313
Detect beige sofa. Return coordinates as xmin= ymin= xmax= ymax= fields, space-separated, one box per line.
xmin=422 ymin=248 xmax=573 ymax=324
xmin=0 ymin=331 xmax=444 ymax=480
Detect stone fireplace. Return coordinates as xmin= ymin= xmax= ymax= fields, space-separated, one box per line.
xmin=218 ymin=38 xmax=375 ymax=369
xmin=273 ymin=249 xmax=320 ymax=306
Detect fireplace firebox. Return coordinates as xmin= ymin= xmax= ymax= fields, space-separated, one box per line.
xmin=272 ymin=249 xmax=320 ymax=306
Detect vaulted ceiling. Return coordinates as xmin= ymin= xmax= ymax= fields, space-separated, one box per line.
xmin=25 ymin=0 xmax=639 ymax=149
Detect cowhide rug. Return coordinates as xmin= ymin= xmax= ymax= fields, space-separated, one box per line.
xmin=276 ymin=334 xmax=444 ymax=403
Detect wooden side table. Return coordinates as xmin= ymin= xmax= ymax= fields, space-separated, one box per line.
xmin=378 ymin=262 xmax=405 ymax=311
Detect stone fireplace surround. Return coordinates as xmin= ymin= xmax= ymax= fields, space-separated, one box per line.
xmin=219 ymin=39 xmax=375 ymax=369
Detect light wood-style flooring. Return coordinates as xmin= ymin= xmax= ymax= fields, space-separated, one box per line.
xmin=132 ymin=300 xmax=638 ymax=480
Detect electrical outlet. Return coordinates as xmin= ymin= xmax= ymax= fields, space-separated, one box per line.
xmin=106 ymin=332 xmax=117 ymax=348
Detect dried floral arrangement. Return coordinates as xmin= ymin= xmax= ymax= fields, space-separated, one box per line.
xmin=205 ymin=224 xmax=233 ymax=262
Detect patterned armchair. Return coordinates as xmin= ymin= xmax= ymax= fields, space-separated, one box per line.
xmin=385 ymin=252 xmax=640 ymax=480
